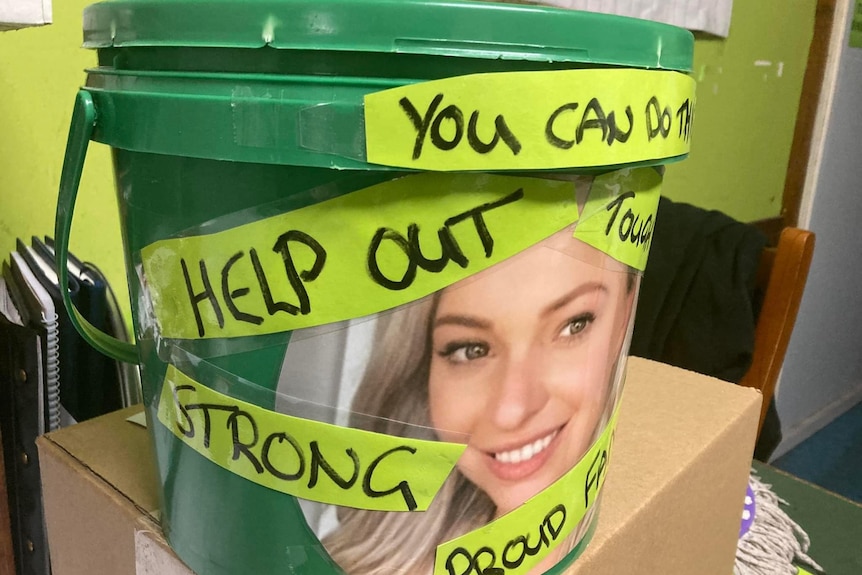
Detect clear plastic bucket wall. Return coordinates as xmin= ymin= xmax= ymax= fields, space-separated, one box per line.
xmin=55 ymin=2 xmax=695 ymax=574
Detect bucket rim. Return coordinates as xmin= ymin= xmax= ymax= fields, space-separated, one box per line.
xmin=83 ymin=0 xmax=694 ymax=73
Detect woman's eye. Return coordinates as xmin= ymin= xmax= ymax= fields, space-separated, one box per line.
xmin=438 ymin=342 xmax=489 ymax=364
xmin=559 ymin=314 xmax=595 ymax=338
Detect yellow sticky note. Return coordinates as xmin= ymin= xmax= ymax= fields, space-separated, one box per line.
xmin=433 ymin=408 xmax=619 ymax=575
xmin=574 ymin=168 xmax=662 ymax=271
xmin=157 ymin=365 xmax=466 ymax=511
xmin=365 ymin=69 xmax=695 ymax=171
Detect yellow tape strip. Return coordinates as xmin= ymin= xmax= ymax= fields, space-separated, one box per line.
xmin=433 ymin=407 xmax=619 ymax=575
xmin=140 ymin=169 xmax=661 ymax=340
xmin=157 ymin=365 xmax=466 ymax=511
xmin=365 ymin=69 xmax=695 ymax=171
xmin=140 ymin=173 xmax=579 ymax=340
xmin=574 ymin=168 xmax=662 ymax=271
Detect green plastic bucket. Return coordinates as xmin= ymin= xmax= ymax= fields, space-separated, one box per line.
xmin=56 ymin=2 xmax=695 ymax=574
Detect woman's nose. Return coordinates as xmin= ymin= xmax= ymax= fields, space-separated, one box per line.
xmin=490 ymin=351 xmax=550 ymax=431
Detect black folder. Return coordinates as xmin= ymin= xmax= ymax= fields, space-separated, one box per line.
xmin=0 ymin=256 xmax=57 ymax=575
xmin=19 ymin=238 xmax=123 ymax=423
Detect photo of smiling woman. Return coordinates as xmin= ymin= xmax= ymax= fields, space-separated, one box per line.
xmin=319 ymin=224 xmax=638 ymax=575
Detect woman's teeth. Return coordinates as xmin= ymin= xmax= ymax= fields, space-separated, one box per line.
xmin=494 ymin=430 xmax=558 ymax=464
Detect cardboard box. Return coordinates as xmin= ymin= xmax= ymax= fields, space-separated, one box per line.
xmin=37 ymin=358 xmax=761 ymax=575
xmin=37 ymin=405 xmax=159 ymax=575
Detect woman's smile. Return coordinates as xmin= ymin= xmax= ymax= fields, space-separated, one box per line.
xmin=485 ymin=424 xmax=566 ymax=482
xmin=493 ymin=426 xmax=560 ymax=464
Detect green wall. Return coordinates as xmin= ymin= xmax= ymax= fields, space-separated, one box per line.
xmin=663 ymin=1 xmax=816 ymax=221
xmin=0 ymin=0 xmax=816 ymax=329
xmin=0 ymin=0 xmax=126 ymax=319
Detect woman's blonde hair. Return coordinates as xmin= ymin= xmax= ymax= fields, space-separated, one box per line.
xmin=321 ymin=294 xmax=496 ymax=574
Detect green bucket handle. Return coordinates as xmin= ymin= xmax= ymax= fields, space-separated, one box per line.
xmin=55 ymin=90 xmax=139 ymax=365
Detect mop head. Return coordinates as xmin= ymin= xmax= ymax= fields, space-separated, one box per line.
xmin=735 ymin=472 xmax=824 ymax=575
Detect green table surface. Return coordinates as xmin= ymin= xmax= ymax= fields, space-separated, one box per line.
xmin=752 ymin=460 xmax=862 ymax=575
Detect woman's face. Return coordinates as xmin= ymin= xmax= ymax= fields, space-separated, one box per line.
xmin=428 ymin=233 xmax=633 ymax=516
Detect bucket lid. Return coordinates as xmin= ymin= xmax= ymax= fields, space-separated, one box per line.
xmin=83 ymin=0 xmax=693 ymax=72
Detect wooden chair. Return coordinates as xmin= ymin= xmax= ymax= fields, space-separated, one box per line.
xmin=739 ymin=227 xmax=816 ymax=438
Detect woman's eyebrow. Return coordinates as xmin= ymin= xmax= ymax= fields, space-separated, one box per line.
xmin=542 ymin=282 xmax=607 ymax=317
xmin=433 ymin=314 xmax=492 ymax=330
